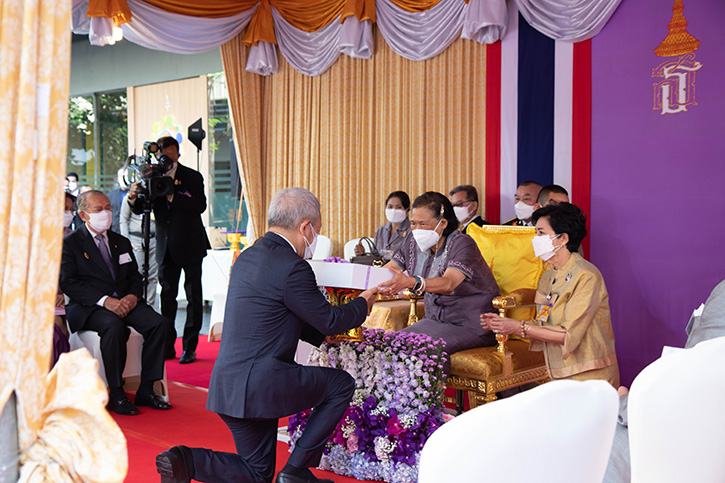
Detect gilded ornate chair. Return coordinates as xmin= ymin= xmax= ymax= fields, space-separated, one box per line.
xmin=360 ymin=225 xmax=550 ymax=411
xmin=444 ymin=225 xmax=550 ymax=411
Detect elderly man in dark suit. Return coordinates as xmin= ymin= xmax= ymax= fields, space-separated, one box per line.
xmin=60 ymin=190 xmax=171 ymax=416
xmin=156 ymin=188 xmax=378 ymax=483
xmin=128 ymin=136 xmax=211 ymax=364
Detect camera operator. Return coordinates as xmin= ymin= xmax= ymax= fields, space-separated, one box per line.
xmin=127 ymin=136 xmax=210 ymax=364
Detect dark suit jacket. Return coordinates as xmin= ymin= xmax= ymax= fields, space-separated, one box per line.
xmin=130 ymin=163 xmax=210 ymax=265
xmin=463 ymin=215 xmax=490 ymax=233
xmin=206 ymin=232 xmax=368 ymax=419
xmin=502 ymin=217 xmax=526 ymax=226
xmin=60 ymin=225 xmax=143 ymax=333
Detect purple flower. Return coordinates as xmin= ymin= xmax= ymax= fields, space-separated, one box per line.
xmin=386 ymin=413 xmax=405 ymax=436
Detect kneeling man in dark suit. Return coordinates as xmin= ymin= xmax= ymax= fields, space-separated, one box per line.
xmin=60 ymin=190 xmax=171 ymax=416
xmin=157 ymin=187 xmax=377 ymax=483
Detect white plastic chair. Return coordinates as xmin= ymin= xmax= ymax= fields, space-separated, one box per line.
xmin=311 ymin=234 xmax=332 ymax=260
xmin=69 ymin=327 xmax=169 ymax=402
xmin=628 ymin=336 xmax=725 ymax=483
xmin=419 ymin=380 xmax=619 ymax=483
xmin=208 ymin=291 xmax=226 ymax=342
xmin=343 ymin=238 xmax=362 ymax=261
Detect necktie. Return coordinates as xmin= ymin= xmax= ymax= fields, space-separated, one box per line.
xmin=95 ymin=234 xmax=116 ymax=279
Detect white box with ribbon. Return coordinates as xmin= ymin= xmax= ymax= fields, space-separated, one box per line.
xmin=307 ymin=261 xmax=393 ymax=290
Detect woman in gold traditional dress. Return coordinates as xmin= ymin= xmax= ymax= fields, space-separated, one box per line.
xmin=480 ymin=203 xmax=619 ymax=387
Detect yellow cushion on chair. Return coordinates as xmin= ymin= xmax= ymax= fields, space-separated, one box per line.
xmin=467 ymin=224 xmax=544 ymax=321
xmin=450 ymin=340 xmax=545 ymax=379
xmin=450 ymin=347 xmax=503 ymax=379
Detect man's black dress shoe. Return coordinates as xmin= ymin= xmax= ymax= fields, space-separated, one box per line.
xmin=156 ymin=445 xmax=194 ymax=483
xmin=135 ymin=392 xmax=172 ymax=410
xmin=164 ymin=350 xmax=177 ymax=360
xmin=179 ymin=351 xmax=196 ymax=364
xmin=275 ymin=470 xmax=334 ymax=483
xmin=107 ymin=396 xmax=139 ymax=416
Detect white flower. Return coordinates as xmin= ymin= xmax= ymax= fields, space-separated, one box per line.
xmin=399 ymin=414 xmax=416 ymax=429
xmin=372 ymin=403 xmax=388 ymax=416
xmin=374 ymin=436 xmax=395 ymax=462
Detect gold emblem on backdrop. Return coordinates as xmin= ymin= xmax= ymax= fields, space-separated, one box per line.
xmin=652 ymin=0 xmax=702 ymax=115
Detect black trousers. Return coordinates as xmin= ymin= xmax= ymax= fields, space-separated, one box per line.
xmin=159 ymin=250 xmax=203 ymax=354
xmin=81 ymin=302 xmax=166 ymax=389
xmin=189 ymin=369 xmax=355 ymax=483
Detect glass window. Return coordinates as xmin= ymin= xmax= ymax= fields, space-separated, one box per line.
xmin=66 ymin=91 xmax=127 ymax=192
xmin=207 ymin=73 xmax=248 ymax=232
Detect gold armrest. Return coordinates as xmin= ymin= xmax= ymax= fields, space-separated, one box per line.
xmin=402 ymin=289 xmax=422 ymax=326
xmin=491 ymin=288 xmax=536 ymax=372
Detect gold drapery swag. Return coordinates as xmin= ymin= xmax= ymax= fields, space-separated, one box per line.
xmin=221 ymin=27 xmax=488 ymax=253
xmin=85 ymin=0 xmax=455 ymax=40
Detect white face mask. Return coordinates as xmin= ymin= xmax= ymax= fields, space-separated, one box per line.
xmin=85 ymin=210 xmax=112 ymax=234
xmin=412 ymin=219 xmax=443 ymax=252
xmin=385 ymin=208 xmax=407 ymax=224
xmin=514 ymin=200 xmax=535 ymax=221
xmin=301 ymin=223 xmax=318 ymax=260
xmin=68 ymin=181 xmax=78 ymax=192
xmin=531 ymin=234 xmax=562 ymax=261
xmin=63 ymin=210 xmax=74 ymax=228
xmin=453 ymin=205 xmax=473 ymax=224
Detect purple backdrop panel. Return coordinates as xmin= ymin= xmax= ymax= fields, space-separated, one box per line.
xmin=591 ymin=0 xmax=725 ymax=385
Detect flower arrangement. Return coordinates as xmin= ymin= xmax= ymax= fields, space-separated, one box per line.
xmin=288 ymin=328 xmax=449 ymax=482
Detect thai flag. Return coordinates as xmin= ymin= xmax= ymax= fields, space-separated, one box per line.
xmin=484 ymin=3 xmax=592 ymax=252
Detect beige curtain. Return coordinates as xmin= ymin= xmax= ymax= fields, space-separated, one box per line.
xmin=222 ymin=28 xmax=487 ymax=253
xmin=1 ymin=0 xmax=127 ymax=480
xmin=0 ymin=0 xmax=72 ymax=445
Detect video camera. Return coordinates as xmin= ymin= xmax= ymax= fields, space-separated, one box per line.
xmin=123 ymin=141 xmax=175 ymax=199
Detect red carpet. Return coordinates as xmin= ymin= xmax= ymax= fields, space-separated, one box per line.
xmin=164 ymin=338 xmax=220 ymax=388
xmin=118 ymin=339 xmax=379 ymax=482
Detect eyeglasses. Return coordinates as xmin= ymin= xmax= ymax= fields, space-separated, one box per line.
xmin=452 ymin=200 xmax=473 ymax=207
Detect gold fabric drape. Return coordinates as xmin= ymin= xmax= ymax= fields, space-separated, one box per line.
xmin=388 ymin=0 xmax=445 ymax=13
xmin=87 ymin=0 xmax=133 ymax=24
xmin=1 ymin=0 xmax=127 ymax=480
xmin=0 ymin=0 xmax=71 ymax=446
xmin=243 ymin=0 xmax=277 ymax=46
xmin=131 ymin=0 xmax=258 ymax=18
xmin=341 ymin=0 xmax=376 ymax=23
xmin=222 ymin=28 xmax=487 ymax=253
xmin=268 ymin=0 xmax=346 ymax=30
xmin=89 ymin=0 xmax=372 ymax=30
xmin=18 ymin=351 xmax=128 ymax=482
